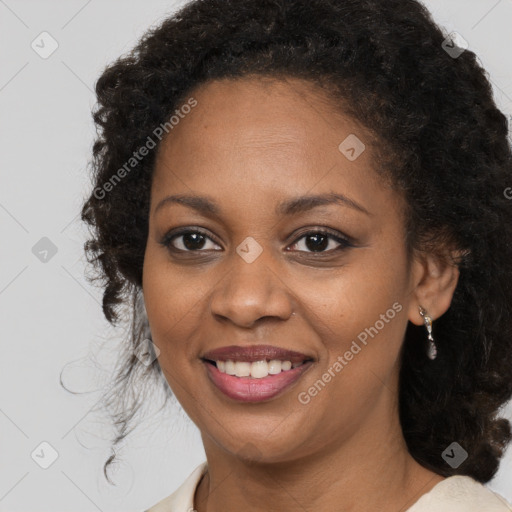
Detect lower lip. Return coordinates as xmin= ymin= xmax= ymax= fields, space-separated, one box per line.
xmin=203 ymin=360 xmax=313 ymax=403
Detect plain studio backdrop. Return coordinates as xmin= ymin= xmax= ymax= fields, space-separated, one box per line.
xmin=1 ymin=0 xmax=511 ymax=510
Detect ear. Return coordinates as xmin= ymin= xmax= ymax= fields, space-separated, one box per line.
xmin=407 ymin=249 xmax=462 ymax=326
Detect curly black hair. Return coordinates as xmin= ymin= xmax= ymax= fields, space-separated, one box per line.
xmin=77 ymin=0 xmax=512 ymax=484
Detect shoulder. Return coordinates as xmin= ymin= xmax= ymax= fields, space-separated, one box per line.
xmin=406 ymin=475 xmax=512 ymax=512
xmin=143 ymin=461 xmax=208 ymax=512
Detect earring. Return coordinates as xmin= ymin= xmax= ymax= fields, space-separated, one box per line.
xmin=419 ymin=306 xmax=437 ymax=360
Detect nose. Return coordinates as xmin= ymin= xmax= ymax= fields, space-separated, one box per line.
xmin=209 ymin=247 xmax=295 ymax=329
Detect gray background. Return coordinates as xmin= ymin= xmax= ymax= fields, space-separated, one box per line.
xmin=1 ymin=0 xmax=511 ymax=510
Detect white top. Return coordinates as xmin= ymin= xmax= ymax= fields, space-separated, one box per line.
xmin=145 ymin=461 xmax=512 ymax=512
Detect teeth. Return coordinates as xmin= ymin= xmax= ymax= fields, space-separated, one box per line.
xmin=250 ymin=360 xmax=269 ymax=378
xmin=268 ymin=359 xmax=282 ymax=375
xmin=225 ymin=360 xmax=236 ymax=375
xmin=215 ymin=359 xmax=305 ymax=378
xmin=234 ymin=361 xmax=251 ymax=377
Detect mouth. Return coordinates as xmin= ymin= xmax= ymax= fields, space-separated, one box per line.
xmin=202 ymin=358 xmax=312 ymax=377
xmin=200 ymin=344 xmax=315 ymax=403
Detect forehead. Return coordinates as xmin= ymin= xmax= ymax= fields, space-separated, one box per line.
xmin=177 ymin=76 xmax=359 ymax=143
xmin=150 ymin=76 xmax=394 ymax=220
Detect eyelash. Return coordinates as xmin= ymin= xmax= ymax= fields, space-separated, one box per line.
xmin=159 ymin=227 xmax=353 ymax=255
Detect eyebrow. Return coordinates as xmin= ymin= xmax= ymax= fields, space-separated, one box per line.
xmin=155 ymin=192 xmax=371 ymax=217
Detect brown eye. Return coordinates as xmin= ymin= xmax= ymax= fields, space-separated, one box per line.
xmin=288 ymin=230 xmax=352 ymax=254
xmin=161 ymin=229 xmax=222 ymax=252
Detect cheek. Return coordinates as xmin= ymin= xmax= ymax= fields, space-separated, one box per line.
xmin=301 ymin=246 xmax=409 ymax=373
xmin=142 ymin=252 xmax=212 ymax=422
xmin=292 ymin=265 xmax=407 ymax=434
xmin=141 ymin=248 xmax=211 ymax=363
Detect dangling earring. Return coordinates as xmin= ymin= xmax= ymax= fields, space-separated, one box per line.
xmin=419 ymin=306 xmax=437 ymax=360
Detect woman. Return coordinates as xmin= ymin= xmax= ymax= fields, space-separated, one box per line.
xmin=80 ymin=0 xmax=512 ymax=510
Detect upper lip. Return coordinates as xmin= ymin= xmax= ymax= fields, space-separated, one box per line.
xmin=201 ymin=344 xmax=314 ymax=363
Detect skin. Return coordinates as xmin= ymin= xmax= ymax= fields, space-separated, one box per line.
xmin=142 ymin=76 xmax=460 ymax=512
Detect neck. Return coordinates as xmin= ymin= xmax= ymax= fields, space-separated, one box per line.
xmin=194 ymin=379 xmax=444 ymax=512
xmin=195 ymin=446 xmax=442 ymax=512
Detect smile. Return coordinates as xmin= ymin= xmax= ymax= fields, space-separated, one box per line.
xmin=202 ymin=358 xmax=314 ymax=403
xmin=214 ymin=359 xmax=306 ymax=378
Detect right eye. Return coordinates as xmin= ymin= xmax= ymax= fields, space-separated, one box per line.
xmin=160 ymin=228 xmax=223 ymax=252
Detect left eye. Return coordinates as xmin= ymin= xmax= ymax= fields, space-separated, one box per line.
xmin=288 ymin=230 xmax=351 ymax=253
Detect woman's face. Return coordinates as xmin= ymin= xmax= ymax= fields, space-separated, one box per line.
xmin=142 ymin=76 xmax=420 ymax=463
